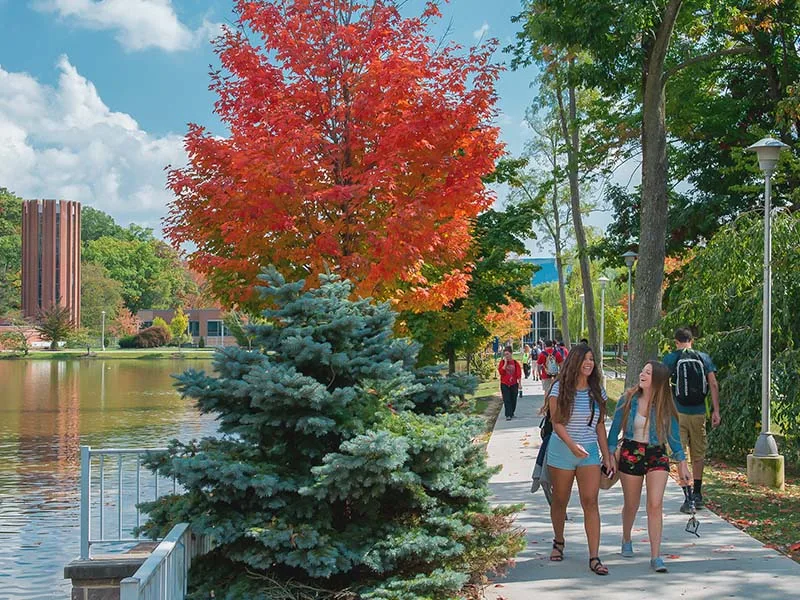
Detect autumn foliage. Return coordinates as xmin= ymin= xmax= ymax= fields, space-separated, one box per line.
xmin=166 ymin=0 xmax=503 ymax=311
xmin=485 ymin=300 xmax=531 ymax=342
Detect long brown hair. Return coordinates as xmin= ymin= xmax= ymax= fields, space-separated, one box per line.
xmin=620 ymin=360 xmax=677 ymax=444
xmin=552 ymin=344 xmax=605 ymax=425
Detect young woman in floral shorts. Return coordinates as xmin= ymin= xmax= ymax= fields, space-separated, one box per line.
xmin=607 ymin=360 xmax=691 ymax=573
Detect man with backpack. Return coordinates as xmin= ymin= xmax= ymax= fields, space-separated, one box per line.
xmin=663 ymin=327 xmax=720 ymax=513
xmin=537 ymin=340 xmax=563 ymax=397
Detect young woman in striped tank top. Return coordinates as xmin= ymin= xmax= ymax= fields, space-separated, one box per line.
xmin=546 ymin=344 xmax=614 ymax=575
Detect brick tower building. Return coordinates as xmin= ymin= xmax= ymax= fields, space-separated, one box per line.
xmin=22 ymin=200 xmax=81 ymax=325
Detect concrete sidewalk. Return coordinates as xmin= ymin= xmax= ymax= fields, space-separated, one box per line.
xmin=485 ymin=377 xmax=800 ymax=599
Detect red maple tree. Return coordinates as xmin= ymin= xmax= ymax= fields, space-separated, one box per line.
xmin=165 ymin=0 xmax=503 ymax=311
xmin=485 ymin=300 xmax=531 ymax=342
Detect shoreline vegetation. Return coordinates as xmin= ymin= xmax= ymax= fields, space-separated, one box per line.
xmin=0 ymin=348 xmax=217 ymax=360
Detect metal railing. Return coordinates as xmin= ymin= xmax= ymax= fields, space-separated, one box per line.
xmin=80 ymin=445 xmax=177 ymax=559
xmin=120 ymin=523 xmax=212 ymax=600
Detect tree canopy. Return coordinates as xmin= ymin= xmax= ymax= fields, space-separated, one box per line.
xmin=165 ymin=0 xmax=504 ymax=312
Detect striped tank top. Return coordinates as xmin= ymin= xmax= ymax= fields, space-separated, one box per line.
xmin=548 ymin=381 xmax=608 ymax=446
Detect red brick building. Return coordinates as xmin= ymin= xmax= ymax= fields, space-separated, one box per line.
xmin=21 ymin=200 xmax=81 ymax=325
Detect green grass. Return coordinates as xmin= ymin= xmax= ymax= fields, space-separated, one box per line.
xmin=467 ymin=380 xmax=502 ymax=440
xmin=605 ymin=377 xmax=626 ymax=413
xmin=700 ymin=460 xmax=800 ymax=563
xmin=2 ymin=348 xmax=217 ymax=360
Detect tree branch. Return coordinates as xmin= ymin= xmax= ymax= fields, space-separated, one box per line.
xmin=665 ymin=46 xmax=756 ymax=80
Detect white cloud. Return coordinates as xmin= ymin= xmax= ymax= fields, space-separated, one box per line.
xmin=0 ymin=56 xmax=186 ymax=232
xmin=33 ymin=0 xmax=222 ymax=52
xmin=473 ymin=22 xmax=490 ymax=40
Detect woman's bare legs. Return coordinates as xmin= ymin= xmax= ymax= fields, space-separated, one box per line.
xmin=549 ymin=466 xmax=575 ymax=558
xmin=575 ymin=464 xmax=602 ymax=559
xmin=645 ymin=470 xmax=669 ymax=558
xmin=620 ymin=472 xmax=644 ymax=544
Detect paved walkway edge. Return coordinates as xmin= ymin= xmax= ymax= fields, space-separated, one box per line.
xmin=483 ymin=377 xmax=800 ymax=600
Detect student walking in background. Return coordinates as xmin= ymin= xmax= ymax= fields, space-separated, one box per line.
xmin=607 ymin=361 xmax=692 ymax=573
xmin=545 ymin=344 xmax=613 ymax=575
xmin=537 ymin=340 xmax=563 ymax=397
xmin=523 ymin=344 xmax=532 ymax=379
xmin=662 ymin=327 xmax=720 ymax=512
xmin=531 ymin=343 xmax=541 ymax=381
xmin=498 ymin=347 xmax=521 ymax=421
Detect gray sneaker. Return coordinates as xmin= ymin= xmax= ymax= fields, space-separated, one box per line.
xmin=679 ymin=499 xmax=692 ymax=514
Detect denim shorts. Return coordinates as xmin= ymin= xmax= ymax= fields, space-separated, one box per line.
xmin=547 ymin=433 xmax=602 ymax=470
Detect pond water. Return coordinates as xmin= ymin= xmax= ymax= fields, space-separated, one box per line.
xmin=0 ymin=358 xmax=217 ymax=600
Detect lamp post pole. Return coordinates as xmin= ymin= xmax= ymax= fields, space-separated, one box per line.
xmin=101 ymin=310 xmax=105 ymax=351
xmin=598 ymin=277 xmax=609 ymax=378
xmin=621 ymin=250 xmax=637 ymax=355
xmin=746 ymin=136 xmax=788 ymax=489
xmin=579 ymin=293 xmax=585 ymax=339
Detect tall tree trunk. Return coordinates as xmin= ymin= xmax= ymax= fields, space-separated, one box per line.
xmin=552 ymin=175 xmax=571 ymax=346
xmin=447 ymin=346 xmax=456 ymax=375
xmin=626 ymin=0 xmax=682 ymax=388
xmin=557 ymin=72 xmax=599 ymax=353
xmin=555 ymin=253 xmax=570 ymax=345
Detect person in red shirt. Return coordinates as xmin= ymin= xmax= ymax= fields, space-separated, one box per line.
xmin=498 ymin=347 xmax=522 ymax=421
xmin=537 ymin=340 xmax=564 ymax=397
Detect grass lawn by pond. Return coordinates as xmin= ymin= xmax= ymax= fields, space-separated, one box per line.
xmin=1 ymin=348 xmax=218 ymax=360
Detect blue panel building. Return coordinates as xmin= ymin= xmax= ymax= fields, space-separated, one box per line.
xmin=519 ymin=257 xmax=569 ymax=286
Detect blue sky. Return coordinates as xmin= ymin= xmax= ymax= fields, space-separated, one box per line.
xmin=0 ymin=1 xmax=554 ymax=246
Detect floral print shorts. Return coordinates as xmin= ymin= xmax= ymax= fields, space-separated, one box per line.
xmin=618 ymin=438 xmax=669 ymax=476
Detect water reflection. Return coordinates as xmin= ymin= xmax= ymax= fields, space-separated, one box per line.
xmin=0 ymin=359 xmax=216 ymax=600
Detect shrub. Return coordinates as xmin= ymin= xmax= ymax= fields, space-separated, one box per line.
xmin=198 ymin=336 xmax=205 ymax=348
xmin=662 ymin=212 xmax=800 ymax=465
xmin=139 ymin=268 xmax=524 ymax=599
xmin=151 ymin=317 xmax=172 ymax=342
xmin=135 ymin=325 xmax=171 ymax=348
xmin=118 ymin=334 xmax=137 ymax=349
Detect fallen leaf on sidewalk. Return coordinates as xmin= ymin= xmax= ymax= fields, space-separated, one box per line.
xmin=763 ymin=543 xmax=780 ymax=550
xmin=665 ymin=554 xmax=681 ymax=559
xmin=712 ymin=545 xmax=736 ymax=553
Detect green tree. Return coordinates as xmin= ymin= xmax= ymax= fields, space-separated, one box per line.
xmin=169 ymin=307 xmax=189 ymax=345
xmin=151 ymin=316 xmax=172 ymax=343
xmin=83 ymin=237 xmax=195 ymax=312
xmin=81 ymin=262 xmax=124 ymax=334
xmin=404 ymin=194 xmax=538 ymax=373
xmin=513 ymin=0 xmax=761 ymax=386
xmin=0 ymin=188 xmax=23 ymax=315
xmin=661 ymin=211 xmax=800 ymax=465
xmin=81 ymin=207 xmax=124 ymax=243
xmin=34 ymin=304 xmax=74 ymax=350
xmin=139 ymin=268 xmax=524 ymax=598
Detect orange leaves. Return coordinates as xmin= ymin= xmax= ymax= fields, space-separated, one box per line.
xmin=165 ymin=0 xmax=502 ymax=312
xmin=485 ymin=301 xmax=532 ymax=341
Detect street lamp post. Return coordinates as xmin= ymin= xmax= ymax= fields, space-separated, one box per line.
xmin=746 ymin=136 xmax=788 ymax=489
xmin=598 ymin=276 xmax=609 ymax=378
xmin=579 ymin=293 xmax=585 ymax=339
xmin=101 ymin=310 xmax=105 ymax=351
xmin=621 ymin=250 xmax=637 ymax=352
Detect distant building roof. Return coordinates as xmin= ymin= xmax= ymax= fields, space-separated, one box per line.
xmin=519 ymin=257 xmax=569 ymax=286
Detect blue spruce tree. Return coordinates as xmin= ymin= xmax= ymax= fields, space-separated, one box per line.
xmin=139 ymin=268 xmax=523 ymax=599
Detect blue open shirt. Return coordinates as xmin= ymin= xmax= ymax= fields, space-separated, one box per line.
xmin=607 ymin=393 xmax=686 ymax=461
